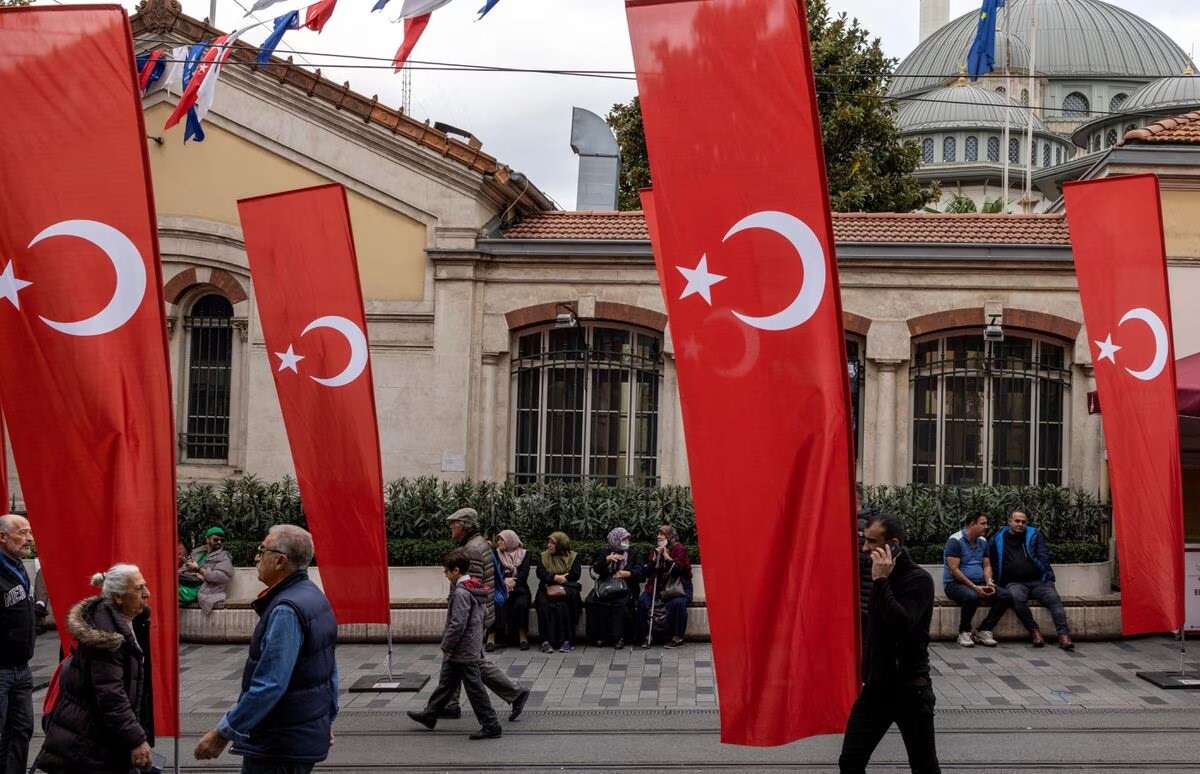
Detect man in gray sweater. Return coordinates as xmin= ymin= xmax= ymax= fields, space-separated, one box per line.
xmin=406 ymin=549 xmax=502 ymax=740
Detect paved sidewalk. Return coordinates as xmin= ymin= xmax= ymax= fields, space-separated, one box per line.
xmin=27 ymin=632 xmax=1200 ymax=718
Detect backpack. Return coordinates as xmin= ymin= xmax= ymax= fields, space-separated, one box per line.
xmin=491 ymin=551 xmax=507 ymax=608
xmin=41 ymin=647 xmax=76 ymax=731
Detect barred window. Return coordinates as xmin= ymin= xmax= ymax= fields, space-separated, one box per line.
xmin=987 ymin=136 xmax=1000 ymax=162
xmin=1063 ymin=92 xmax=1090 ymax=118
xmin=512 ymin=325 xmax=662 ymax=486
xmin=1106 ymin=129 xmax=1118 ymax=148
xmin=1008 ymin=137 xmax=1020 ymax=163
xmin=995 ymin=86 xmax=1006 ymax=95
xmin=911 ymin=335 xmax=1069 ymax=486
xmin=1043 ymin=143 xmax=1051 ymax=167
xmin=1021 ymin=88 xmax=1029 ymax=105
xmin=1110 ymin=93 xmax=1128 ymax=111
xmin=965 ymin=136 xmax=979 ymax=162
xmin=922 ymin=138 xmax=934 ymax=163
xmin=943 ymin=136 xmax=957 ymax=163
xmin=1056 ymin=146 xmax=1063 ymax=165
xmin=184 ymin=294 xmax=233 ymax=460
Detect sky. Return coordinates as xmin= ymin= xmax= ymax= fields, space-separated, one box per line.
xmin=38 ymin=0 xmax=1200 ymax=209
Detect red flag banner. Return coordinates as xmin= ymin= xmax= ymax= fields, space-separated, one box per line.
xmin=1064 ymin=174 xmax=1185 ymax=635
xmin=0 ymin=416 xmax=8 ymax=513
xmin=0 ymin=7 xmax=179 ymax=735
xmin=627 ymin=0 xmax=859 ymax=746
xmin=238 ymin=184 xmax=389 ymax=624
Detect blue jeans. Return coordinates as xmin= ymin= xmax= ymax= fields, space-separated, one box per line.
xmin=944 ymin=581 xmax=1011 ymax=634
xmin=637 ymin=589 xmax=691 ymax=642
xmin=0 ymin=665 xmax=32 ymax=774
xmin=1005 ymin=580 xmax=1070 ymax=636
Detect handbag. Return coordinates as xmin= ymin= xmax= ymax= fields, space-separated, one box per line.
xmin=660 ymin=575 xmax=686 ymax=601
xmin=545 ymin=583 xmax=567 ymax=600
xmin=491 ymin=551 xmax=508 ymax=608
xmin=595 ymin=577 xmax=628 ymax=602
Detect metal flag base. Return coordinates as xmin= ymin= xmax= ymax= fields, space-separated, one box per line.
xmin=349 ymin=673 xmax=429 ymax=693
xmin=1136 ymin=671 xmax=1200 ymax=690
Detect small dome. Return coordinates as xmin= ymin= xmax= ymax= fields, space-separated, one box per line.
xmin=1118 ymin=74 xmax=1200 ymax=115
xmin=892 ymin=0 xmax=1193 ymax=98
xmin=895 ymin=85 xmax=1049 ymax=135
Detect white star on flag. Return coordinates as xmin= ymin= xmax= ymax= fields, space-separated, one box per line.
xmin=677 ymin=255 xmax=727 ymax=305
xmin=275 ymin=344 xmax=305 ymax=373
xmin=0 ymin=261 xmax=32 ymax=309
xmin=1095 ymin=334 xmax=1121 ymax=364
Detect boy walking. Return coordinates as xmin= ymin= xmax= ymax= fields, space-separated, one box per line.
xmin=407 ymin=549 xmax=502 ymax=740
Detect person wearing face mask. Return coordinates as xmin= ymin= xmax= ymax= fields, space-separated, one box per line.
xmin=637 ymin=525 xmax=693 ymax=649
xmin=585 ymin=527 xmax=643 ymax=650
xmin=489 ymin=530 xmax=532 ymax=651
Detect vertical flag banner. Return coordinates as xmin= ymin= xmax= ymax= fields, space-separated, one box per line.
xmin=1064 ymin=174 xmax=1185 ymax=635
xmin=238 ymin=184 xmax=390 ymax=624
xmin=0 ymin=6 xmax=179 ymax=735
xmin=627 ymin=0 xmax=859 ymax=746
xmin=0 ymin=416 xmax=8 ymax=512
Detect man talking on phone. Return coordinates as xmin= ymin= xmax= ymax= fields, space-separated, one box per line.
xmin=943 ymin=514 xmax=1010 ymax=648
xmin=839 ymin=513 xmax=940 ymax=774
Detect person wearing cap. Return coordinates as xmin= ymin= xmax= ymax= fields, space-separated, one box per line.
xmin=178 ymin=527 xmax=234 ymax=614
xmin=443 ymin=508 xmax=530 ymax=723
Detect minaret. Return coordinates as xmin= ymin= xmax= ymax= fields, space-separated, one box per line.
xmin=919 ymin=0 xmax=950 ymax=43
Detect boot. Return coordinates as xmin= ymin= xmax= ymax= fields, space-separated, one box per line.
xmin=1059 ymin=633 xmax=1074 ymax=651
xmin=1031 ymin=629 xmax=1045 ymax=648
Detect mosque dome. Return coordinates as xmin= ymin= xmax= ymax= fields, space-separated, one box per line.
xmin=1118 ymin=73 xmax=1200 ymax=116
xmin=895 ymin=85 xmax=1049 ymax=135
xmin=892 ymin=0 xmax=1193 ymax=97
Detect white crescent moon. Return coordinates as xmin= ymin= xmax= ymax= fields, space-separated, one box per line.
xmin=27 ymin=220 xmax=147 ymax=337
xmin=726 ymin=211 xmax=827 ymax=332
xmin=301 ymin=315 xmax=369 ymax=388
xmin=1118 ymin=307 xmax=1169 ymax=381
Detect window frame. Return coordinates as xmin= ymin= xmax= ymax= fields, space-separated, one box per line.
xmin=180 ymin=292 xmax=235 ymax=463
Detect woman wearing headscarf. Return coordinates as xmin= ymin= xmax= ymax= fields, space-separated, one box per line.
xmin=534 ymin=531 xmax=582 ymax=653
xmin=488 ymin=529 xmax=532 ymax=651
xmin=637 ymin=525 xmax=693 ymax=649
xmin=586 ymin=527 xmax=642 ymax=650
xmin=35 ymin=564 xmax=155 ymax=773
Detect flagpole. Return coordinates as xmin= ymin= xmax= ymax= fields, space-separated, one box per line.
xmin=1025 ymin=0 xmax=1038 ymax=212
xmin=209 ymin=1 xmax=217 ymax=26
xmin=1001 ymin=3 xmax=1011 ymax=213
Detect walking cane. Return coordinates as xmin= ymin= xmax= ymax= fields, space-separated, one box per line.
xmin=644 ymin=550 xmax=662 ymax=648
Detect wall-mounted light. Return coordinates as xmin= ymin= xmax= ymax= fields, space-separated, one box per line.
xmin=554 ymin=302 xmax=578 ymax=329
xmin=984 ymin=313 xmax=1004 ymax=343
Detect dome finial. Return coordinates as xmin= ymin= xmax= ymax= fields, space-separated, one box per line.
xmin=1186 ymin=62 xmax=1195 ymax=76
xmin=957 ymin=63 xmax=968 ymax=87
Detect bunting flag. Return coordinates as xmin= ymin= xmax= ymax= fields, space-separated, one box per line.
xmin=393 ymin=13 xmax=431 ymax=71
xmin=237 ymin=184 xmax=390 ymax=625
xmin=303 ymin=0 xmax=339 ymax=32
xmin=372 ymin=0 xmax=394 ymax=10
xmin=1063 ymin=174 xmax=1185 ymax=635
xmin=0 ymin=5 xmax=179 ymax=736
xmin=136 ymin=49 xmax=164 ymax=91
xmin=246 ymin=0 xmax=290 ymax=14
xmin=627 ymin=0 xmax=859 ymax=746
xmin=257 ymin=10 xmax=301 ymax=65
xmin=399 ymin=0 xmax=453 ymax=17
xmin=163 ymin=29 xmax=245 ymax=140
xmin=477 ymin=0 xmax=502 ymax=19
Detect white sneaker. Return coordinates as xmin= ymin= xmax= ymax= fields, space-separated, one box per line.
xmin=957 ymin=632 xmax=974 ymax=647
xmin=974 ymin=630 xmax=999 ymax=647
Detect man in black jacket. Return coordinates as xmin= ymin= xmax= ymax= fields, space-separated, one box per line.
xmin=0 ymin=514 xmax=35 ymax=774
xmin=839 ymin=513 xmax=940 ymax=774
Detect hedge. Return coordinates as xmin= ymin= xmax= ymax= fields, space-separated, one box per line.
xmin=179 ymin=478 xmax=1107 ymax=566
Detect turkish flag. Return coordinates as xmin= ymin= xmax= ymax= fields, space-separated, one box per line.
xmin=238 ymin=184 xmax=389 ymax=624
xmin=1064 ymin=174 xmax=1185 ymax=635
xmin=0 ymin=7 xmax=179 ymax=735
xmin=628 ymin=0 xmax=859 ymax=746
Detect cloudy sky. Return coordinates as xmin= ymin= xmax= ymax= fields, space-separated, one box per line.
xmin=40 ymin=0 xmax=1200 ymax=208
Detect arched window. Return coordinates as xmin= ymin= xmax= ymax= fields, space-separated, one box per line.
xmin=1056 ymin=146 xmax=1064 ymax=165
xmin=1063 ymin=92 xmax=1090 ymax=118
xmin=922 ymin=138 xmax=934 ymax=164
xmin=1110 ymin=93 xmax=1128 ymax=111
xmin=965 ymin=136 xmax=979 ymax=162
xmin=911 ymin=334 xmax=1069 ymax=486
xmin=943 ymin=136 xmax=957 ymax=162
xmin=1043 ymin=144 xmax=1051 ymax=167
xmin=995 ymin=86 xmax=1006 ymax=95
xmin=1008 ymin=137 xmax=1020 ymax=163
xmin=1020 ymin=88 xmax=1029 ymax=105
xmin=987 ymin=136 xmax=1000 ymax=162
xmin=512 ymin=325 xmax=662 ymax=486
xmin=1106 ymin=129 xmax=1118 ymax=148
xmin=184 ymin=294 xmax=233 ymax=460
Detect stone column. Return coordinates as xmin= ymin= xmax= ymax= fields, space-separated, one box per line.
xmin=479 ymin=355 xmax=498 ymax=480
xmin=872 ymin=360 xmax=903 ymax=486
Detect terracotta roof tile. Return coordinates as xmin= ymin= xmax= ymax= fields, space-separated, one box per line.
xmin=501 ymin=211 xmax=1071 ymax=245
xmin=1122 ymin=112 xmax=1200 ymax=145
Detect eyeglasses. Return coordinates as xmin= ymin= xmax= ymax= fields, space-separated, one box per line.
xmin=255 ymin=545 xmax=286 ymax=559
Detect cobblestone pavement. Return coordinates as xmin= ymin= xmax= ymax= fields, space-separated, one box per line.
xmin=28 ymin=632 xmax=1200 ymax=718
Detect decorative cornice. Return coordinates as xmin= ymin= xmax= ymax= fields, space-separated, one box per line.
xmin=134 ymin=0 xmax=181 ymax=34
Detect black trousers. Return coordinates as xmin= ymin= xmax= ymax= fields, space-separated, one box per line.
xmin=839 ymin=683 xmax=940 ymax=774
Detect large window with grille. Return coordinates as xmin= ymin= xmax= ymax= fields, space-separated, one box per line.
xmin=987 ymin=136 xmax=1000 ymax=162
xmin=513 ymin=325 xmax=662 ymax=486
xmin=911 ymin=334 xmax=1069 ymax=486
xmin=183 ymin=294 xmax=233 ymax=460
xmin=1063 ymin=92 xmax=1090 ymax=118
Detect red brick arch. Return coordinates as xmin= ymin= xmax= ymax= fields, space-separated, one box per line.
xmin=907 ymin=307 xmax=1080 ymax=341
xmin=164 ymin=268 xmax=248 ymax=306
xmin=505 ymin=300 xmax=666 ymax=332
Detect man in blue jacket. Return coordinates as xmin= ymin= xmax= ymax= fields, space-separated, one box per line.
xmin=988 ymin=510 xmax=1074 ymax=650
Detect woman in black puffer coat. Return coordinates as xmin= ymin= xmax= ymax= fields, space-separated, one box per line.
xmin=34 ymin=564 xmax=155 ymax=773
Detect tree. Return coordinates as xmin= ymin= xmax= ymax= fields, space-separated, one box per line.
xmin=607 ymin=0 xmax=937 ymax=212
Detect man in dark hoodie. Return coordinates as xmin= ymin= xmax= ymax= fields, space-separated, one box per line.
xmin=988 ymin=510 xmax=1074 ymax=650
xmin=839 ymin=512 xmax=940 ymax=774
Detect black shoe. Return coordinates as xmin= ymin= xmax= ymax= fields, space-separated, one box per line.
xmin=469 ymin=726 xmax=502 ymax=740
xmin=519 ymin=640 xmax=530 ymax=651
xmin=509 ymin=689 xmax=530 ymax=722
xmin=614 ymin=639 xmax=625 ymax=650
xmin=664 ymin=637 xmax=684 ymax=649
xmin=436 ymin=707 xmax=462 ymax=720
xmin=407 ymin=710 xmax=436 ymax=730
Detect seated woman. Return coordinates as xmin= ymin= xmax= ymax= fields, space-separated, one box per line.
xmin=586 ymin=527 xmax=642 ymax=650
xmin=489 ymin=529 xmax=532 ymax=651
xmin=534 ymin=531 xmax=582 ymax=653
xmin=636 ymin=525 xmax=693 ymax=649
